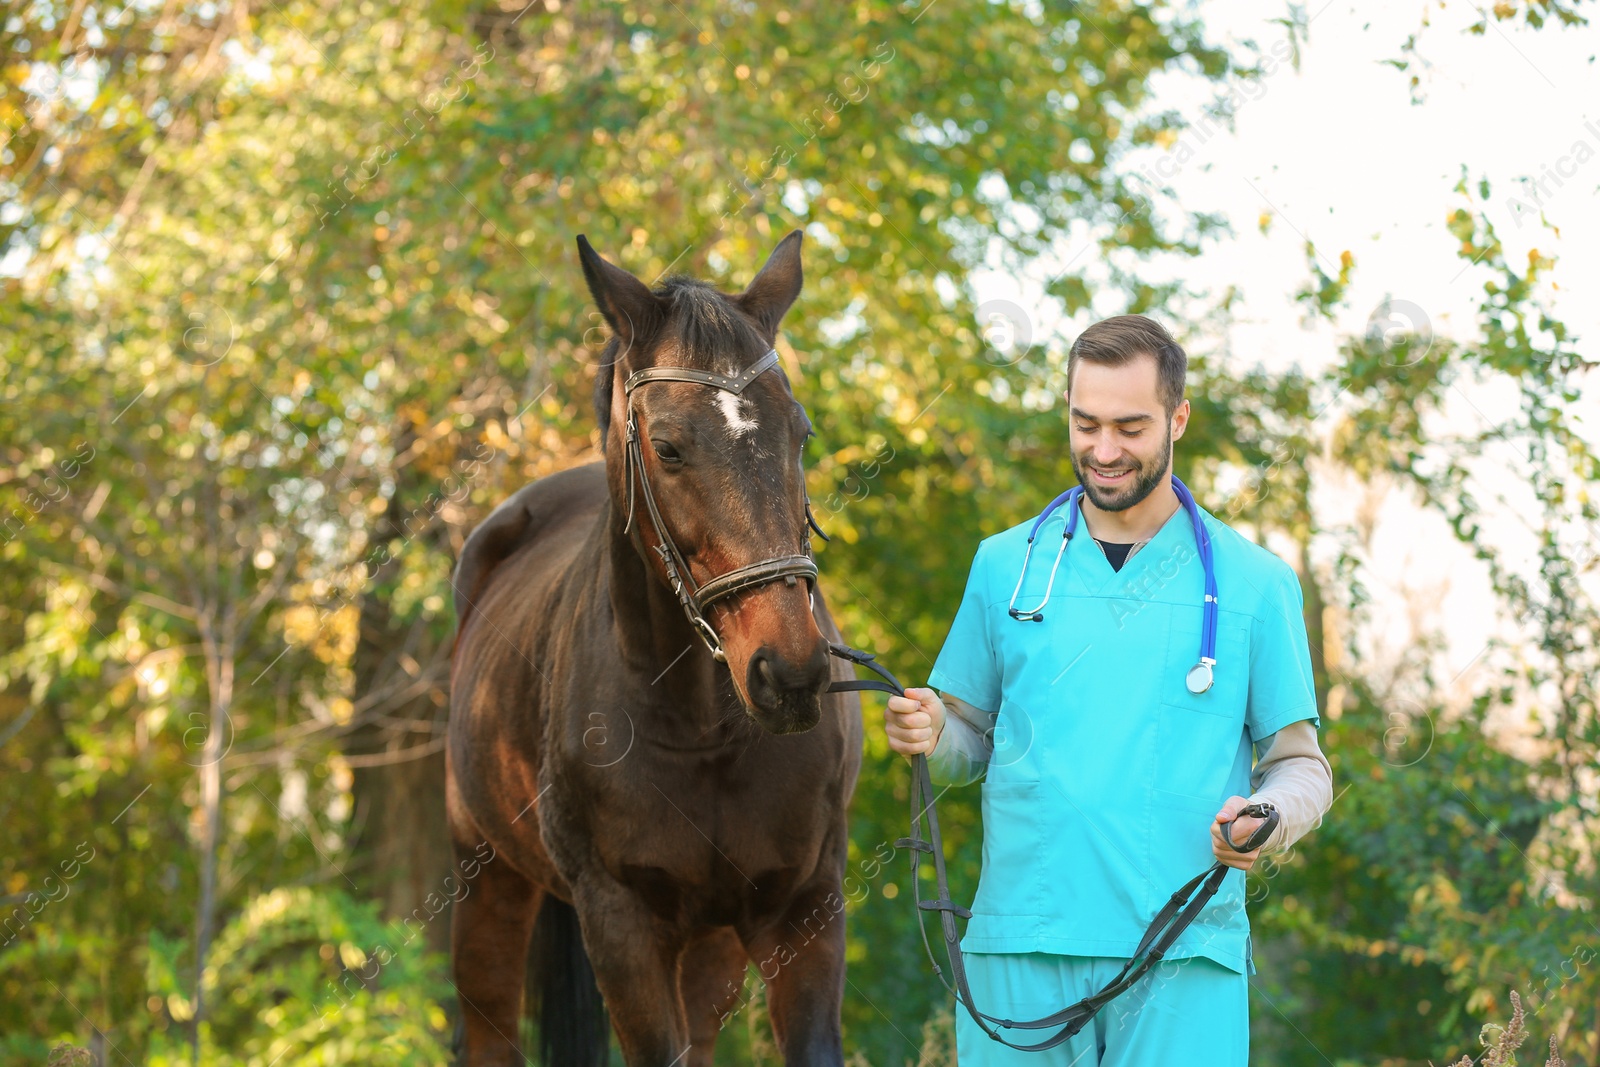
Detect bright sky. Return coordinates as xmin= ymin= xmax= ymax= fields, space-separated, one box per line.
xmin=975 ymin=1 xmax=1600 ymax=736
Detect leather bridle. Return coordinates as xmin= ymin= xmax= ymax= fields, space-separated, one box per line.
xmin=620 ymin=346 xmax=828 ymax=663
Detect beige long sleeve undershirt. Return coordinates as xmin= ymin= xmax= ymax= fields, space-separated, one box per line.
xmin=926 ymin=694 xmax=1332 ymax=854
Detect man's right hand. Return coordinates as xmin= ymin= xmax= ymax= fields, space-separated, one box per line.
xmin=884 ymin=687 xmax=947 ymax=757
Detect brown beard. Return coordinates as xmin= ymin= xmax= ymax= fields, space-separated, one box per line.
xmin=1069 ymin=425 xmax=1172 ymax=513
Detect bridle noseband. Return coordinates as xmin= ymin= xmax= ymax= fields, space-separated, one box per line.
xmin=619 ymin=347 xmax=828 ymax=663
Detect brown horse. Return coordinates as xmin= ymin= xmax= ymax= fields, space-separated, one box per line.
xmin=446 ymin=230 xmax=863 ymax=1066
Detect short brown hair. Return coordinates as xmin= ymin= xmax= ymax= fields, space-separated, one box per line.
xmin=1067 ymin=314 xmax=1186 ymax=415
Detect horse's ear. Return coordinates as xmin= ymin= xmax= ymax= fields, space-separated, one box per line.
xmin=735 ymin=229 xmax=803 ymax=338
xmin=577 ymin=234 xmax=663 ymax=354
xmin=579 ymin=234 xmax=663 ymax=451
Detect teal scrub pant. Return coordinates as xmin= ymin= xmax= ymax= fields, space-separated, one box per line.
xmin=953 ymin=952 xmax=1249 ymax=1066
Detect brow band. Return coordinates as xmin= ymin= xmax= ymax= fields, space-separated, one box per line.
xmin=623 ymin=348 xmax=780 ymax=396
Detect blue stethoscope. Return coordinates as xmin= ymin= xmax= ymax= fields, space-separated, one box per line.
xmin=1006 ymin=474 xmax=1220 ymax=695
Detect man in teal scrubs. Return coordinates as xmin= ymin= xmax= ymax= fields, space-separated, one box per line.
xmin=885 ymin=314 xmax=1333 ymax=1065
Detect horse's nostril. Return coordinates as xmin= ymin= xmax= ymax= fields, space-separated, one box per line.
xmin=748 ymin=650 xmax=780 ymax=705
xmin=746 ymin=644 xmax=831 ymax=711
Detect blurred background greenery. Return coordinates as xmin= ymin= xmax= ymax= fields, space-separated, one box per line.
xmin=2 ymin=0 xmax=1597 ymax=1063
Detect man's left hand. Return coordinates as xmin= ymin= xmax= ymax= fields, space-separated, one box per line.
xmin=1211 ymin=796 xmax=1269 ymax=871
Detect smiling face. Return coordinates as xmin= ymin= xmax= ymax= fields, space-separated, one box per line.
xmin=1066 ymin=350 xmax=1189 ymax=513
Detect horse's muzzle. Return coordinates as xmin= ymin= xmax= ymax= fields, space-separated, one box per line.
xmin=744 ymin=641 xmax=832 ymax=733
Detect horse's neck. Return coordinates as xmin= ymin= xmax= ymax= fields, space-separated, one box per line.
xmin=595 ymin=495 xmax=741 ymax=737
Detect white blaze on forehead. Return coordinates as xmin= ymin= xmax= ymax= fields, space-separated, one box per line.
xmin=715 ymin=390 xmax=759 ymax=436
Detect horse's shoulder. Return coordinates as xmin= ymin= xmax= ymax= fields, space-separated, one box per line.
xmin=452 ymin=462 xmax=607 ymax=628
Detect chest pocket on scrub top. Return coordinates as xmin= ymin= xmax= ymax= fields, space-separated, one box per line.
xmin=985 ymin=608 xmax=1056 ymax=780
xmin=1155 ymin=614 xmax=1251 ymax=808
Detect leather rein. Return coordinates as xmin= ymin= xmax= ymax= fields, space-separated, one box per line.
xmin=824 ymin=645 xmax=1278 ymax=1052
xmin=620 ymin=347 xmax=1277 ymax=1050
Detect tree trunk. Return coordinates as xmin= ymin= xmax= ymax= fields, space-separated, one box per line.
xmin=346 ymin=481 xmax=453 ymax=948
xmin=1299 ymin=537 xmax=1330 ymax=713
xmin=352 ymin=740 xmax=451 ymax=934
xmin=192 ymin=634 xmax=232 ymax=1059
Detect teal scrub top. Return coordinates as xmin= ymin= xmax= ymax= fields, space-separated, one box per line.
xmin=926 ymin=495 xmax=1321 ymax=976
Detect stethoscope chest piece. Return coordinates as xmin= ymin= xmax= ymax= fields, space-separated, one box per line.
xmin=1185 ymin=659 xmax=1214 ymax=695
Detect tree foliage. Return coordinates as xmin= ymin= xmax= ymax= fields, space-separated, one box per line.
xmin=3 ymin=1 xmax=1597 ymax=1065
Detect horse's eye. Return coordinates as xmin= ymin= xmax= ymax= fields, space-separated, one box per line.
xmin=651 ymin=439 xmax=682 ymax=464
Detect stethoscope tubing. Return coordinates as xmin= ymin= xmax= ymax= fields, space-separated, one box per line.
xmin=1008 ymin=474 xmax=1218 ymax=693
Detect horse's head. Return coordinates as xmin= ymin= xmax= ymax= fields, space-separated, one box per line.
xmin=578 ymin=230 xmax=832 ymax=734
